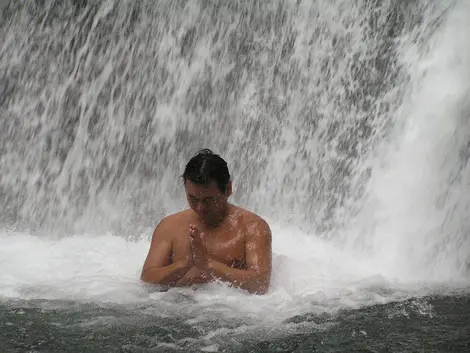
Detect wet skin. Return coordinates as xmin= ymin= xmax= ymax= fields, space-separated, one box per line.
xmin=141 ymin=180 xmax=272 ymax=294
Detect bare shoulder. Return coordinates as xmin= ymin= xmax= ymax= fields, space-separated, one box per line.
xmin=152 ymin=210 xmax=192 ymax=241
xmin=230 ymin=205 xmax=271 ymax=237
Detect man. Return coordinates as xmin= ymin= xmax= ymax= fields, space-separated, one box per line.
xmin=140 ymin=149 xmax=272 ymax=294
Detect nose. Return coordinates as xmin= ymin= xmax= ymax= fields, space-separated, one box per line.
xmin=197 ymin=203 xmax=208 ymax=214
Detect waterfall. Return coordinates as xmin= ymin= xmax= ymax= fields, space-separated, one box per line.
xmin=0 ymin=0 xmax=468 ymax=280
xmin=345 ymin=0 xmax=470 ymax=280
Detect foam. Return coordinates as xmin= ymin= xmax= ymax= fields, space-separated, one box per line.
xmin=1 ymin=223 xmax=463 ymax=325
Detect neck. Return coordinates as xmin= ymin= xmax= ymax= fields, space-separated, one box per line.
xmin=201 ymin=204 xmax=229 ymax=228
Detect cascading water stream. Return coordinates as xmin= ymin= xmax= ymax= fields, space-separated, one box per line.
xmin=1 ymin=0 xmax=416 ymax=236
xmin=343 ymin=0 xmax=470 ymax=281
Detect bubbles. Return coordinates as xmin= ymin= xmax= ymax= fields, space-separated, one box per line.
xmin=0 ymin=225 xmax=468 ymax=350
xmin=0 ymin=224 xmax=454 ymax=313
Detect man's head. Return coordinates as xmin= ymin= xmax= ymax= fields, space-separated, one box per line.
xmin=182 ymin=149 xmax=232 ymax=223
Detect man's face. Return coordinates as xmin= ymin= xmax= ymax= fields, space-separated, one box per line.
xmin=185 ymin=180 xmax=231 ymax=221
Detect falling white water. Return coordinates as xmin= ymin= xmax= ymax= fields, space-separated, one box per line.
xmin=346 ymin=0 xmax=470 ymax=282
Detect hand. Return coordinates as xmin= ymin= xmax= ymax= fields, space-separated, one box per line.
xmin=184 ymin=236 xmax=194 ymax=268
xmin=189 ymin=224 xmax=209 ymax=269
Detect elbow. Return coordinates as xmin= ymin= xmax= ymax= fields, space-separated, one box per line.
xmin=140 ymin=270 xmax=152 ymax=283
xmin=244 ymin=276 xmax=270 ymax=295
xmin=256 ymin=280 xmax=270 ymax=295
xmin=140 ymin=268 xmax=175 ymax=286
xmin=254 ymin=272 xmax=270 ymax=295
xmin=140 ymin=268 xmax=161 ymax=285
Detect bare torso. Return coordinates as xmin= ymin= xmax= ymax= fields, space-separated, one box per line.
xmin=172 ymin=204 xmax=247 ymax=266
xmin=165 ymin=205 xmax=256 ymax=285
xmin=141 ymin=202 xmax=272 ymax=292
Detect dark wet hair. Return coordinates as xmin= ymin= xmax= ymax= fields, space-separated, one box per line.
xmin=182 ymin=149 xmax=231 ymax=193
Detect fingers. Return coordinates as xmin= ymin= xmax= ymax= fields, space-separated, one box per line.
xmin=189 ymin=224 xmax=197 ymax=238
xmin=189 ymin=224 xmax=206 ymax=254
xmin=189 ymin=225 xmax=200 ymax=252
xmin=189 ymin=224 xmax=203 ymax=241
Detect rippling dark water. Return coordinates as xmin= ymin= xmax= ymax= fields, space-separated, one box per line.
xmin=1 ymin=293 xmax=469 ymax=352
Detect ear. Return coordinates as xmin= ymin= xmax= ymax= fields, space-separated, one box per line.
xmin=226 ymin=180 xmax=233 ymax=197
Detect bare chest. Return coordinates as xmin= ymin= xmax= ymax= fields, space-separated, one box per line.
xmin=173 ymin=228 xmax=246 ymax=268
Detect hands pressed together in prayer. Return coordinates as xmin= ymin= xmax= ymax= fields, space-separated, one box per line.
xmin=187 ymin=224 xmax=210 ymax=270
xmin=173 ymin=224 xmax=214 ymax=287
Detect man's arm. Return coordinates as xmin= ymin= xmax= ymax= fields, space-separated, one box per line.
xmin=140 ymin=218 xmax=192 ymax=286
xmin=203 ymin=219 xmax=272 ymax=294
xmin=174 ymin=267 xmax=211 ymax=287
